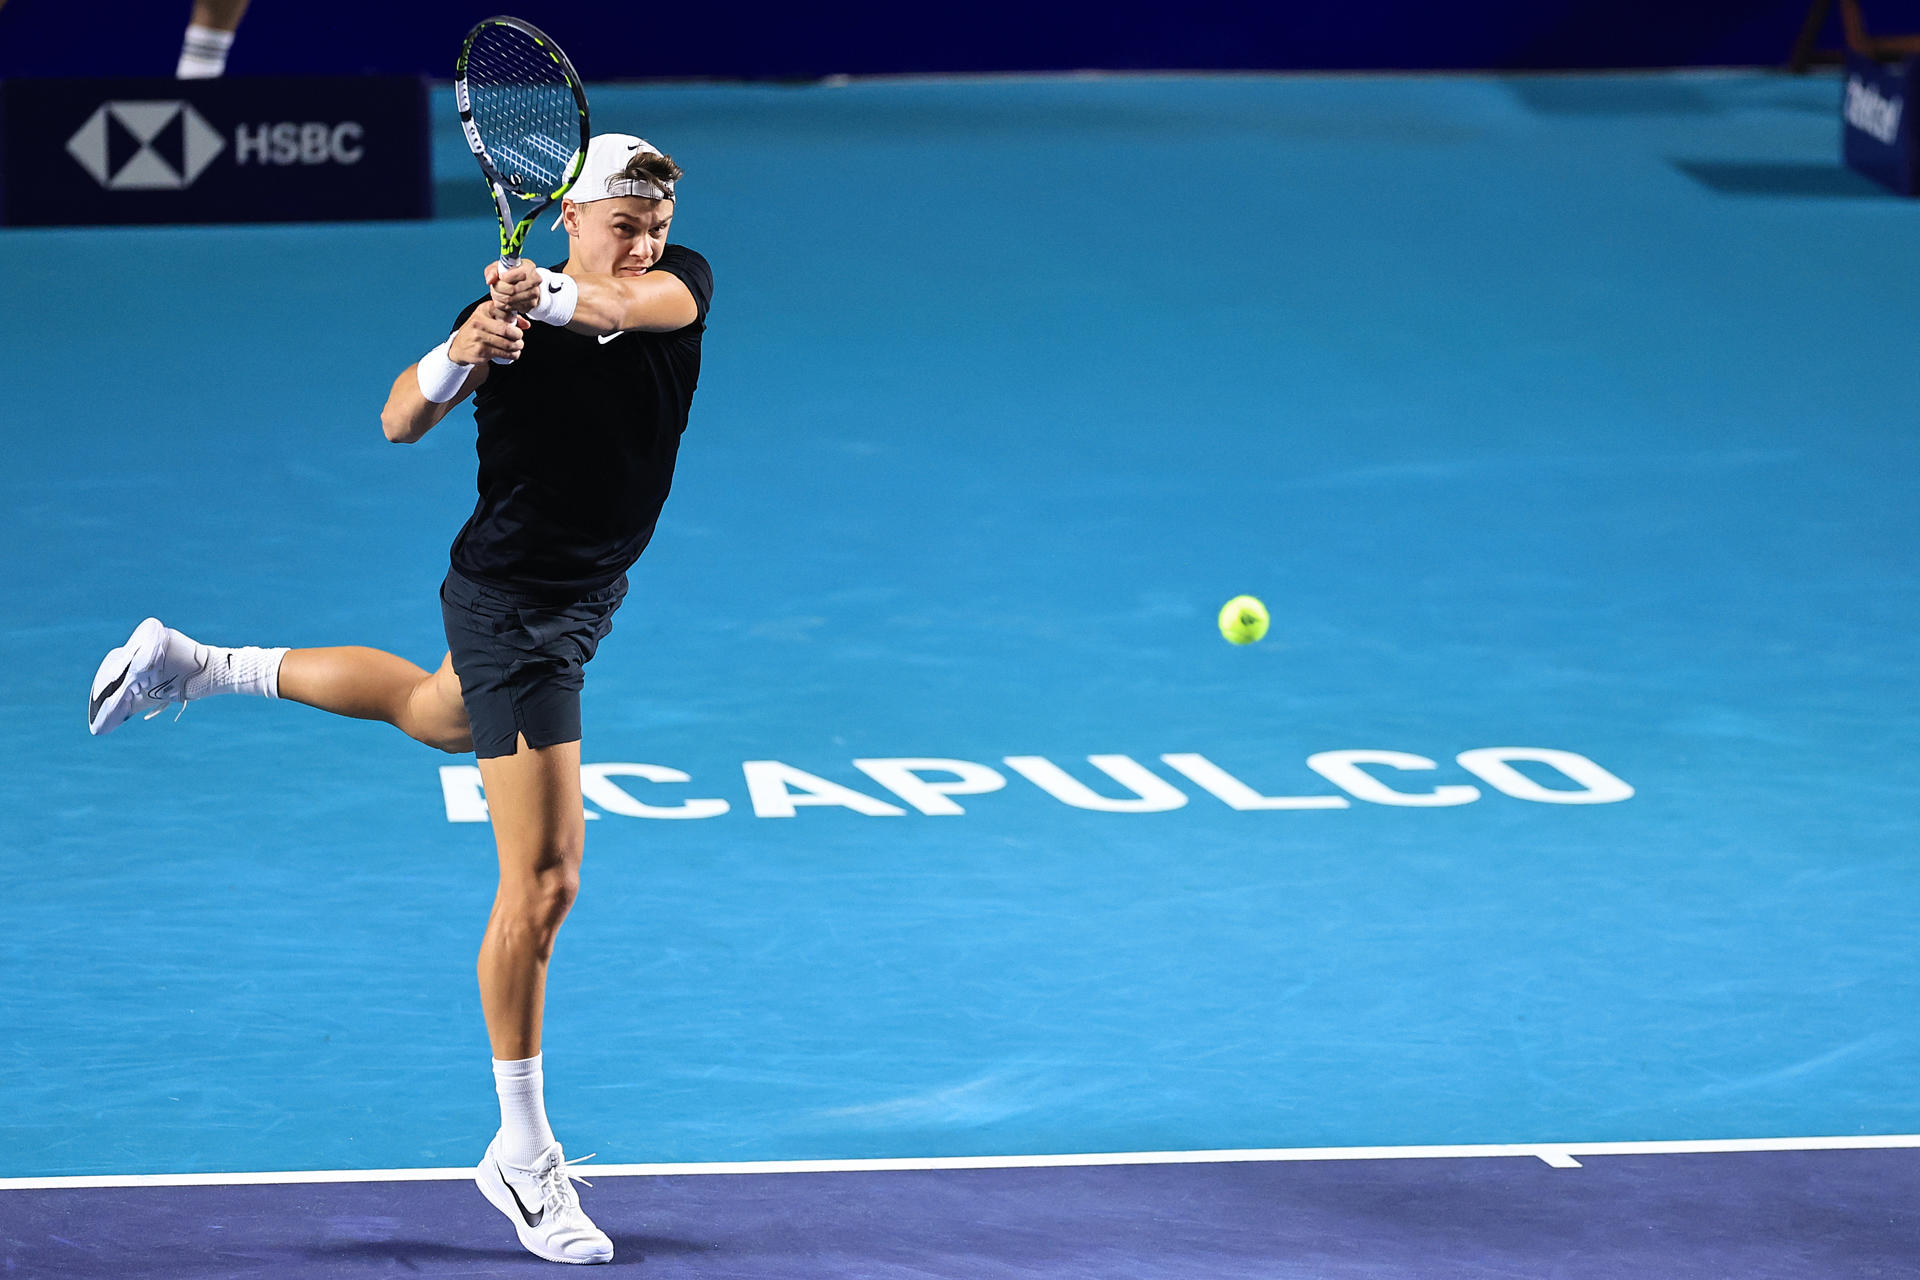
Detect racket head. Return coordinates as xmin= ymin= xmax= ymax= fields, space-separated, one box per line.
xmin=455 ymin=15 xmax=591 ymax=261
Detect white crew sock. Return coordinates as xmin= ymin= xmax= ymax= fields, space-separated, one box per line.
xmin=493 ymin=1054 xmax=557 ymax=1168
xmin=181 ymin=642 xmax=288 ymax=701
xmin=176 ymin=24 xmax=235 ymax=79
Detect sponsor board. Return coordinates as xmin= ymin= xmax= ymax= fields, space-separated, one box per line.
xmin=437 ymin=746 xmax=1633 ymax=824
xmin=0 ymin=75 xmax=429 ymax=225
xmin=1842 ymin=54 xmax=1919 ymax=195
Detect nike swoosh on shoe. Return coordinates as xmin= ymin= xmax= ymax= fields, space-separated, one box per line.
xmin=499 ymin=1163 xmax=545 ymax=1227
xmin=90 ymin=664 xmax=131 ymax=722
xmin=143 ymin=655 xmax=207 ymax=703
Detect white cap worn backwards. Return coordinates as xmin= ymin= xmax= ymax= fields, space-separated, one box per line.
xmin=550 ymin=133 xmax=673 ymax=229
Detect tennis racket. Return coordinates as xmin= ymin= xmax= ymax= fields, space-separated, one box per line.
xmin=454 ymin=15 xmax=591 ymax=361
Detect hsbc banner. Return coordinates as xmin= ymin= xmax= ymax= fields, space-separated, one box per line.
xmin=1841 ymin=54 xmax=1918 ymax=196
xmin=0 ymin=75 xmax=429 ymax=226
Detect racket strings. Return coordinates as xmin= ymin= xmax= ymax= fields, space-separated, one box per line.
xmin=464 ymin=25 xmax=579 ymax=197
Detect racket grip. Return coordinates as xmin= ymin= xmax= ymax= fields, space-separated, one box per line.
xmin=490 ymin=253 xmax=522 ymax=366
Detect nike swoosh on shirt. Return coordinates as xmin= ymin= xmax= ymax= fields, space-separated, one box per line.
xmin=597 ymin=332 xmax=626 ymax=345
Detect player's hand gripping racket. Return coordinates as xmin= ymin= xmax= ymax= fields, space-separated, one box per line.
xmin=455 ymin=15 xmax=591 ymax=363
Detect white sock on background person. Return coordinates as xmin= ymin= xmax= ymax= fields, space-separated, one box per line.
xmin=176 ymin=24 xmax=235 ymax=79
xmin=493 ymin=1054 xmax=558 ymax=1168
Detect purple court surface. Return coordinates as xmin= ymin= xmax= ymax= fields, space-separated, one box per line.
xmin=6 ymin=1147 xmax=1917 ymax=1278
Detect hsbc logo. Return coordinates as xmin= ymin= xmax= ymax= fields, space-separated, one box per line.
xmin=6 ymin=74 xmax=426 ymax=225
xmin=65 ymin=100 xmax=226 ymax=190
xmin=1845 ymin=75 xmax=1903 ymax=145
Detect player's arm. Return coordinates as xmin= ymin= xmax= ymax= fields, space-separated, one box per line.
xmin=381 ymin=363 xmax=482 ymax=446
xmin=561 ymin=271 xmax=699 ymax=334
xmin=379 ymin=305 xmax=525 ymax=444
xmin=489 ymin=261 xmax=698 ymax=335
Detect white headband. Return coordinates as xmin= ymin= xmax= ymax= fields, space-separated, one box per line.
xmin=602 ymin=174 xmax=674 ymax=201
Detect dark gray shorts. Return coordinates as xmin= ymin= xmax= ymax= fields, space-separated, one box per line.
xmin=439 ymin=567 xmax=624 ymax=760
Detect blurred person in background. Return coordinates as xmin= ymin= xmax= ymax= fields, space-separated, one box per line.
xmin=178 ymin=0 xmax=249 ymax=78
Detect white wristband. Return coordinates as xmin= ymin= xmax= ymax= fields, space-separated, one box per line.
xmin=526 ymin=269 xmax=579 ymax=326
xmin=415 ymin=338 xmax=471 ymax=404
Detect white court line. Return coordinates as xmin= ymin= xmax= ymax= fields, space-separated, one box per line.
xmin=4 ymin=1133 xmax=1918 ymax=1191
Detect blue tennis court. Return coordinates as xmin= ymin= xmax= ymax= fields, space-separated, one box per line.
xmin=4 ymin=69 xmax=1918 ymax=1274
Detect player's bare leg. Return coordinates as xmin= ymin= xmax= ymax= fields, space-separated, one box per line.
xmin=88 ymin=620 xmax=471 ymax=754
xmin=279 ymin=649 xmax=472 ymax=753
xmin=474 ymin=735 xmax=583 ymax=1060
xmin=470 ymin=734 xmax=612 ymax=1264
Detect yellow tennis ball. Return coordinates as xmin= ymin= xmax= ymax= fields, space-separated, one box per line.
xmin=1218 ymin=595 xmax=1269 ymax=645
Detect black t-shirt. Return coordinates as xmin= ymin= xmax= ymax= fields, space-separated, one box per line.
xmin=446 ymin=244 xmax=712 ymax=600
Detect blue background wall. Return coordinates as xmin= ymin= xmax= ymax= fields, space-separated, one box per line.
xmin=6 ymin=0 xmax=1920 ymax=81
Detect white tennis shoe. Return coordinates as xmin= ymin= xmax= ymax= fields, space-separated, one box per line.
xmin=475 ymin=1135 xmax=613 ymax=1265
xmin=87 ymin=618 xmax=210 ymax=736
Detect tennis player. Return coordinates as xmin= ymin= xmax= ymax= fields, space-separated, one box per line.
xmin=86 ymin=133 xmax=711 ymax=1266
